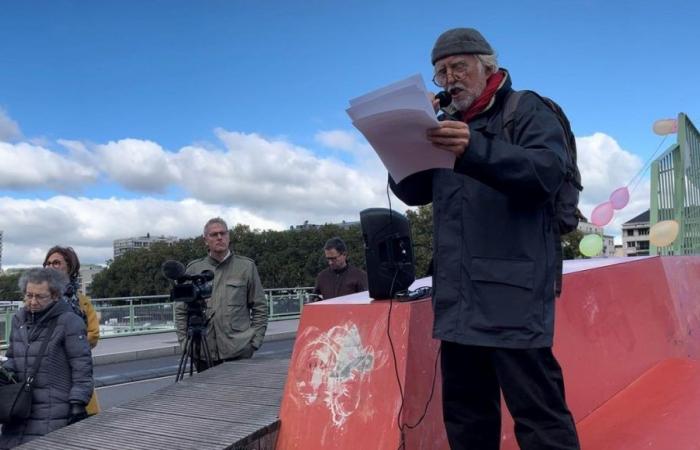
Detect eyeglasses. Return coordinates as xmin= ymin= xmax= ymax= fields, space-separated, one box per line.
xmin=24 ymin=293 xmax=52 ymax=301
xmin=432 ymin=61 xmax=471 ymax=88
xmin=44 ymin=259 xmax=64 ymax=268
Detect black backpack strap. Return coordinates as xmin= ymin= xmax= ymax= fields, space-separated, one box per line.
xmin=554 ymin=234 xmax=564 ymax=297
xmin=502 ymin=90 xmax=567 ymax=296
xmin=502 ymin=90 xmax=525 ymax=143
xmin=25 ymin=320 xmax=58 ymax=386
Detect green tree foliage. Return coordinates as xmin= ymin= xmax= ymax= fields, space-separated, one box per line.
xmin=89 ymin=224 xmax=368 ymax=297
xmin=82 ymin=208 xmax=588 ymax=298
xmin=242 ymin=224 xmax=366 ymax=288
xmin=405 ymin=205 xmax=433 ymax=277
xmin=0 ymin=272 xmax=22 ymax=302
xmin=561 ymin=230 xmax=584 ymax=259
xmin=90 ymin=238 xmax=204 ymax=298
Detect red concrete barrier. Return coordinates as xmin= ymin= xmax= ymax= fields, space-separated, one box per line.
xmin=277 ymin=256 xmax=700 ymax=449
xmin=276 ymin=293 xmax=447 ymax=449
xmin=577 ymin=358 xmax=700 ymax=450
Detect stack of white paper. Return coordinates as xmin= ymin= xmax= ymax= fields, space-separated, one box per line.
xmin=346 ymin=74 xmax=455 ymax=183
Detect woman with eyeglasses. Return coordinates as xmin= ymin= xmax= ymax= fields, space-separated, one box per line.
xmin=0 ymin=268 xmax=93 ymax=449
xmin=42 ymin=246 xmax=101 ymax=416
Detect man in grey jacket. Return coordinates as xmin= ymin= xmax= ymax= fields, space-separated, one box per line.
xmin=175 ymin=217 xmax=268 ymax=372
xmin=390 ymin=28 xmax=580 ymax=449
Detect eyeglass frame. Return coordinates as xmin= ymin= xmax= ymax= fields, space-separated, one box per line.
xmin=24 ymin=292 xmax=54 ymax=302
xmin=325 ymin=251 xmax=347 ymax=262
xmin=44 ymin=259 xmax=65 ymax=268
xmin=431 ymin=60 xmax=472 ymax=88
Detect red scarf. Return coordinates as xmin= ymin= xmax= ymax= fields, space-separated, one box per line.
xmin=461 ymin=70 xmax=506 ymax=122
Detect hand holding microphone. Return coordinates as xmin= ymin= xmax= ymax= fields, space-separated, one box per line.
xmin=435 ymin=91 xmax=453 ymax=109
xmin=430 ymin=90 xmax=453 ymax=113
xmin=428 ymin=91 xmax=470 ymax=156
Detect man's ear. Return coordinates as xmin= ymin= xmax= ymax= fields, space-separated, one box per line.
xmin=483 ymin=64 xmax=496 ymax=77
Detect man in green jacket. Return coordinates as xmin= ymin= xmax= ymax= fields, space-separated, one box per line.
xmin=175 ymin=217 xmax=268 ymax=372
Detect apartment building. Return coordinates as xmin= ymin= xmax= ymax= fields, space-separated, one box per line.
xmin=113 ymin=233 xmax=178 ymax=258
xmin=621 ymin=210 xmax=650 ymax=256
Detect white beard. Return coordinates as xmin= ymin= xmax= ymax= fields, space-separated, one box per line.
xmin=447 ymin=82 xmax=479 ymax=112
xmin=452 ymin=93 xmax=477 ymax=112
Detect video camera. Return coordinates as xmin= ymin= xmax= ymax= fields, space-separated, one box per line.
xmin=161 ymin=260 xmax=214 ymax=305
xmin=162 ymin=259 xmax=215 ymax=379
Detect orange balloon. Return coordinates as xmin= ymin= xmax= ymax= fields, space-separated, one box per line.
xmin=652 ymin=119 xmax=678 ymax=136
xmin=649 ymin=220 xmax=680 ymax=247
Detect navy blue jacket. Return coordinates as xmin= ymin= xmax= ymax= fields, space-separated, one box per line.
xmin=390 ymin=71 xmax=567 ymax=348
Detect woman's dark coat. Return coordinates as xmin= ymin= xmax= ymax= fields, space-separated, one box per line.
xmin=0 ymin=300 xmax=93 ymax=448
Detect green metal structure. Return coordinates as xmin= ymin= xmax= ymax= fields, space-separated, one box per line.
xmin=1 ymin=287 xmax=313 ymax=349
xmin=650 ymin=113 xmax=700 ymax=255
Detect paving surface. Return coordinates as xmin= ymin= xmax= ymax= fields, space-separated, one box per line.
xmin=17 ymin=357 xmax=289 ymax=450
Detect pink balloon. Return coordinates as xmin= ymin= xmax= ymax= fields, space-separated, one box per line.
xmin=591 ymin=201 xmax=614 ymax=227
xmin=609 ymin=186 xmax=630 ymax=210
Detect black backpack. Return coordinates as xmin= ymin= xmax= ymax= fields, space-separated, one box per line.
xmin=503 ymin=91 xmax=584 ymax=295
xmin=503 ymin=90 xmax=584 ymax=235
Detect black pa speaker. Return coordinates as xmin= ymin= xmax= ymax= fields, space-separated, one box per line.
xmin=360 ymin=208 xmax=416 ymax=300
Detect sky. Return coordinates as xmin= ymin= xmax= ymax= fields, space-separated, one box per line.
xmin=1 ymin=0 xmax=699 ymax=268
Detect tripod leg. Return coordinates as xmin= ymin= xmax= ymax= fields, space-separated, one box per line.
xmin=190 ymin=334 xmax=198 ymax=376
xmin=200 ymin=336 xmax=213 ymax=369
xmin=175 ymin=336 xmax=191 ymax=382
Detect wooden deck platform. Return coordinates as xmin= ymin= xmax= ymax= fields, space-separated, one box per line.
xmin=18 ymin=357 xmax=289 ymax=450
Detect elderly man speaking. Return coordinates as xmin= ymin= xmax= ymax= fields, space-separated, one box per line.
xmin=390 ymin=28 xmax=580 ymax=450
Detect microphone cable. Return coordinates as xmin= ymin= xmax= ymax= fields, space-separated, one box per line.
xmin=385 ymin=181 xmax=441 ymax=450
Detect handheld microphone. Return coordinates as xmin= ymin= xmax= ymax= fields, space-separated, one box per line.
xmin=435 ymin=91 xmax=452 ymax=108
xmin=162 ymin=260 xmax=187 ymax=281
xmin=435 ymin=91 xmax=459 ymax=121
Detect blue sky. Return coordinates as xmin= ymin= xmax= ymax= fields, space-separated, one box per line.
xmin=1 ymin=0 xmax=699 ymax=267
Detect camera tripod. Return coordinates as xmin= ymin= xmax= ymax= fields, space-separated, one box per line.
xmin=175 ymin=313 xmax=213 ymax=381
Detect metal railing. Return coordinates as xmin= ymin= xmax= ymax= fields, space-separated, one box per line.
xmin=0 ymin=287 xmax=314 ymax=349
xmin=650 ymin=113 xmax=700 ymax=255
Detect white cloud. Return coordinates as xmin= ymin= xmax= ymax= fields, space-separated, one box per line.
xmin=3 ymin=129 xmax=394 ymax=222
xmin=96 ymin=139 xmax=180 ymax=192
xmin=0 ymin=108 xmax=21 ymax=141
xmin=577 ymin=133 xmax=643 ymax=205
xmin=0 ymin=129 xmax=411 ymax=268
xmin=315 ymin=130 xmax=358 ymax=152
xmin=575 ymin=132 xmax=650 ymax=238
xmin=0 ymin=196 xmax=285 ymax=267
xmin=58 ymin=139 xmax=96 ymax=165
xmin=3 ymin=127 xmax=651 ymax=265
xmin=0 ymin=142 xmax=98 ymax=190
xmin=173 ymin=129 xmax=389 ymax=221
xmin=314 ymin=129 xmax=378 ymax=164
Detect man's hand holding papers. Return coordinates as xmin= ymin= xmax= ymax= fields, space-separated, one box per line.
xmin=346 ymin=74 xmax=457 ymax=183
xmin=427 ymin=120 xmax=470 ymax=157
